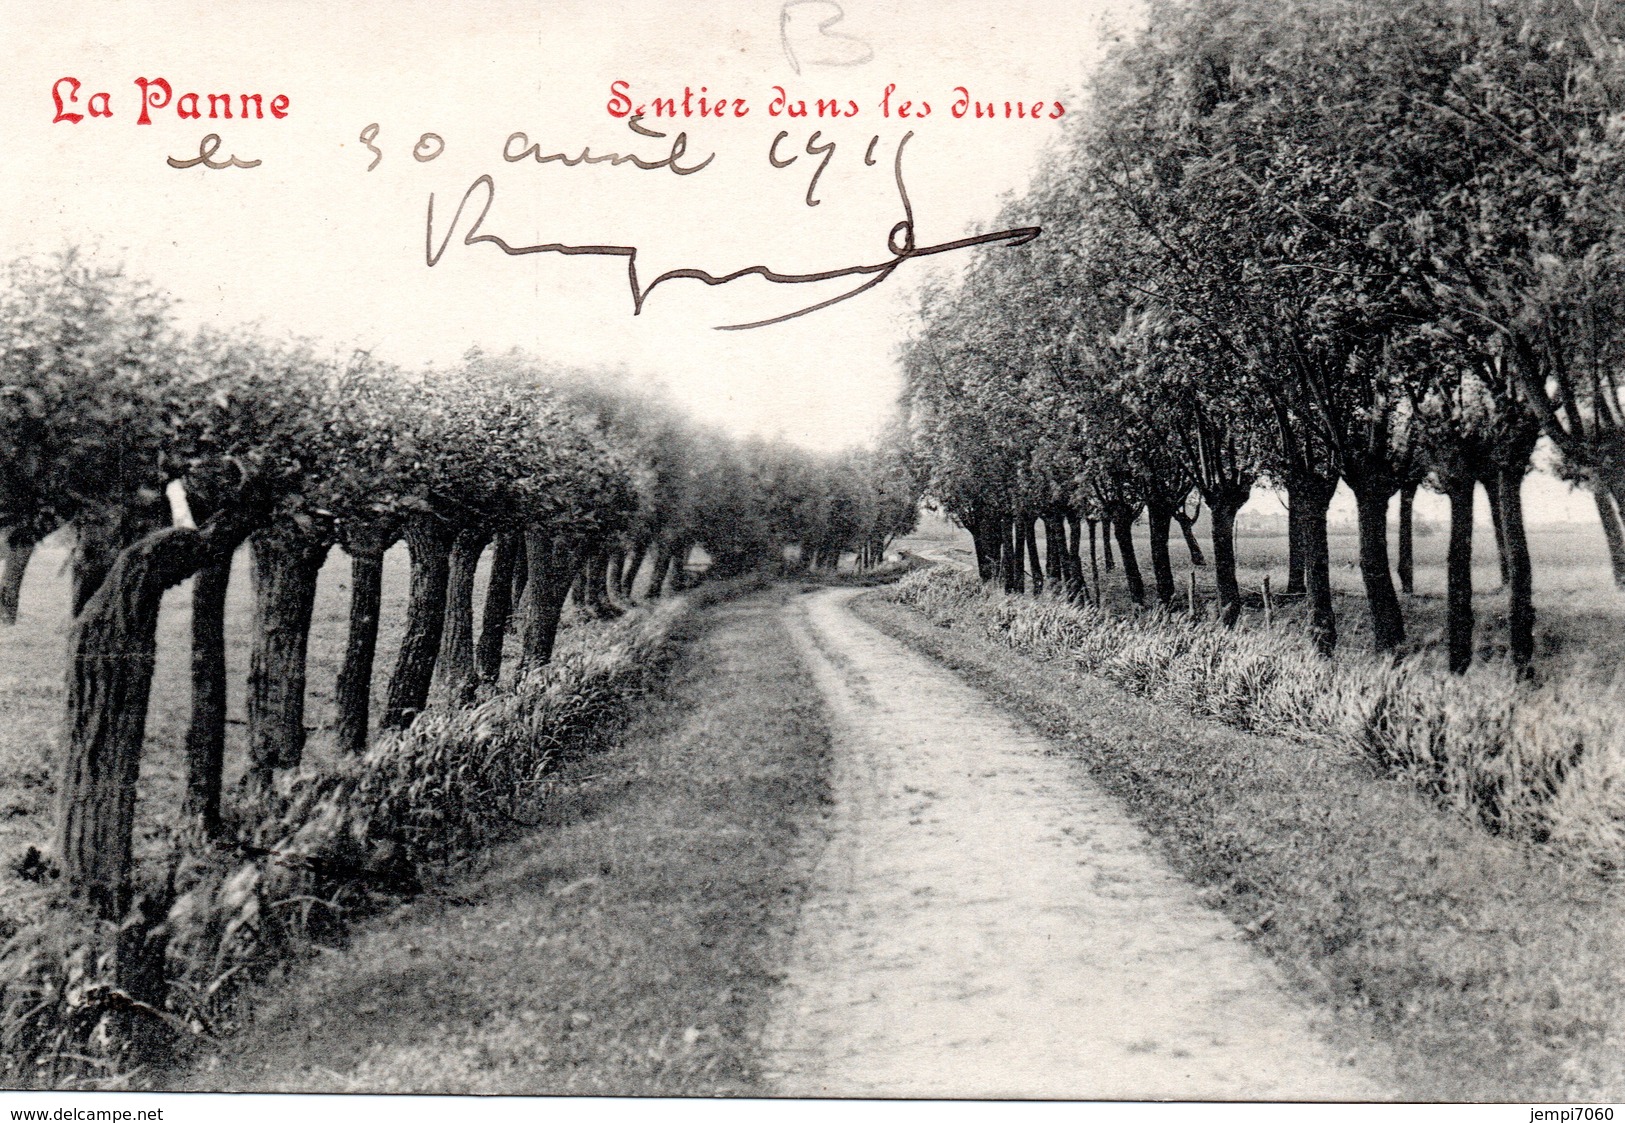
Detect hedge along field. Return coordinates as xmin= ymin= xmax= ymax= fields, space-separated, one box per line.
xmin=0 ymin=250 xmax=923 ymax=1085
xmin=890 ymin=568 xmax=1625 ymax=871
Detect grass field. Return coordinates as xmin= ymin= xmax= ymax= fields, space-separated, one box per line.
xmin=898 ymin=500 xmax=1625 ymax=672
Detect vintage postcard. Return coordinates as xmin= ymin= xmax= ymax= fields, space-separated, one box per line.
xmin=1 ymin=0 xmax=1623 ymax=1114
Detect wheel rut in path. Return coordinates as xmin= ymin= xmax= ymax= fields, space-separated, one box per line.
xmin=763 ymin=587 xmax=1381 ymax=1100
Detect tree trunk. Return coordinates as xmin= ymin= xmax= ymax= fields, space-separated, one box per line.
xmin=969 ymin=514 xmax=995 ymax=583
xmin=1396 ymin=482 xmax=1417 ymax=597
xmin=1484 ymin=476 xmax=1510 ymax=587
xmin=517 ymin=530 xmax=575 ymax=675
xmin=1086 ymin=518 xmax=1100 ymax=604
xmin=58 ymin=514 xmax=254 ymax=918
xmin=1001 ymin=516 xmax=1020 ymax=594
xmin=605 ymin=549 xmax=625 ymax=604
xmin=1053 ymin=512 xmax=1078 ymax=601
xmin=1210 ymin=496 xmax=1244 ymax=627
xmin=1112 ymin=517 xmax=1145 ymax=605
xmin=1499 ymin=469 xmax=1534 ymax=673
xmin=666 ymin=543 xmax=691 ymax=593
xmin=620 ymin=540 xmax=648 ymax=599
xmin=246 ymin=526 xmax=329 ymax=790
xmin=1051 ymin=515 xmax=1067 ymax=596
xmin=510 ymin=534 xmax=530 ymax=612
xmin=1606 ymin=477 xmax=1625 ymax=592
xmin=475 ymin=531 xmax=519 ymax=685
xmin=1351 ymin=484 xmax=1405 ymax=654
xmin=1286 ymin=499 xmax=1307 ymax=596
xmin=1175 ymin=507 xmax=1207 ymax=566
xmin=968 ymin=524 xmax=987 ymax=581
xmin=72 ymin=510 xmax=132 ymax=617
xmin=1592 ymin=481 xmax=1625 ymax=588
xmin=1024 ymin=517 xmax=1044 ymax=595
xmin=182 ymin=554 xmax=232 ymax=833
xmin=644 ymin=540 xmax=671 ymax=599
xmin=1050 ymin=514 xmax=1069 ymax=600
xmin=0 ymin=534 xmax=33 ymax=626
xmin=434 ymin=528 xmax=490 ymax=708
xmin=1294 ymin=482 xmax=1337 ymax=656
xmin=1446 ymin=477 xmax=1475 ymax=674
xmin=1146 ymin=502 xmax=1177 ymax=607
xmin=382 ymin=517 xmax=456 ymax=731
xmin=335 ymin=549 xmax=384 ymax=756
xmin=110 ymin=892 xmax=173 ymax=1062
xmin=578 ymin=548 xmax=611 ymax=616
xmin=1102 ymin=519 xmax=1116 ymax=571
xmin=1063 ymin=514 xmax=1085 ymax=603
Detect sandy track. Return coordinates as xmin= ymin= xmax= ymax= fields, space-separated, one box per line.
xmin=763 ymin=587 xmax=1380 ymax=1100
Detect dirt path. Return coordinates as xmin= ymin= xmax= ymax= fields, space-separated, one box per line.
xmin=178 ymin=594 xmax=831 ymax=1095
xmin=764 ymin=587 xmax=1381 ymax=1100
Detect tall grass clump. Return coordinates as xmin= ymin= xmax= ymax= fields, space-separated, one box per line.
xmin=889 ymin=568 xmax=1625 ymax=873
xmin=0 ymin=593 xmax=704 ymax=1088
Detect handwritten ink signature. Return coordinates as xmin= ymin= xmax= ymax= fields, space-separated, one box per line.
xmin=424 ymin=131 xmax=1040 ymax=331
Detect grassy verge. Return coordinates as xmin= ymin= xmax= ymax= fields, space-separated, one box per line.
xmin=177 ymin=586 xmax=831 ymax=1094
xmin=854 ymin=587 xmax=1625 ymax=1102
xmin=890 ymin=570 xmax=1625 ymax=869
xmin=0 ymin=581 xmax=743 ymax=1088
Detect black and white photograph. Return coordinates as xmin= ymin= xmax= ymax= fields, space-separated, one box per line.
xmin=1 ymin=0 xmax=1623 ymax=1111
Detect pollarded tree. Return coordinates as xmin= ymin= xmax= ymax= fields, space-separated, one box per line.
xmin=741 ymin=438 xmax=826 ymax=573
xmin=625 ymin=413 xmax=699 ymax=601
xmin=441 ymin=351 xmax=642 ymax=687
xmin=0 ymin=251 xmax=177 ymax=615
xmin=327 ymin=360 xmax=431 ymax=753
xmin=532 ymin=361 xmax=664 ymax=618
xmin=378 ymin=360 xmax=575 ymax=725
xmin=168 ymin=330 xmax=382 ymax=814
xmin=1107 ymin=306 xmax=1270 ymax=622
xmin=52 ymin=321 xmax=357 ymax=915
xmin=901 ymin=274 xmax=1035 ymax=588
xmin=1406 ymin=340 xmax=1539 ymax=671
xmin=511 ymin=410 xmax=637 ymax=675
xmin=856 ymin=420 xmax=926 ymax=567
xmin=1335 ymin=0 xmax=1597 ymax=665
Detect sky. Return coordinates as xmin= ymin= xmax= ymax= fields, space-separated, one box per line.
xmin=0 ymin=0 xmax=1599 ymax=526
xmin=0 ymin=0 xmax=1137 ymax=450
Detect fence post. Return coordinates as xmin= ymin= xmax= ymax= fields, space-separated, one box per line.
xmin=1262 ymin=574 xmax=1273 ymax=628
xmin=1187 ymin=570 xmax=1197 ymax=615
